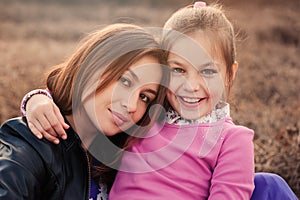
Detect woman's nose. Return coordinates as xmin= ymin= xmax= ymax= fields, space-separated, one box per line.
xmin=121 ymin=92 xmax=139 ymax=113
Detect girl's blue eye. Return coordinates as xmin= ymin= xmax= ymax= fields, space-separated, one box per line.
xmin=119 ymin=76 xmax=131 ymax=87
xmin=200 ymin=69 xmax=218 ymax=75
xmin=140 ymin=93 xmax=150 ymax=104
xmin=172 ymin=68 xmax=185 ymax=73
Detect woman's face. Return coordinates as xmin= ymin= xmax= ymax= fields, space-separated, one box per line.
xmin=85 ymin=55 xmax=163 ymax=136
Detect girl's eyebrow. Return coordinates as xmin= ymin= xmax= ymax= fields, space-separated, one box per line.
xmin=167 ymin=59 xmax=185 ymax=67
xmin=201 ymin=61 xmax=216 ymax=68
xmin=168 ymin=59 xmax=216 ymax=69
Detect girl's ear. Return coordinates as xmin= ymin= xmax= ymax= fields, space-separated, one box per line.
xmin=232 ymin=61 xmax=239 ymax=80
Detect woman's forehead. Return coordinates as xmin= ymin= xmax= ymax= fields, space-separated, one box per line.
xmin=127 ymin=56 xmax=162 ymax=83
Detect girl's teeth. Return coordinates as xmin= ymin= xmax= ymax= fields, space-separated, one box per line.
xmin=182 ymin=97 xmax=200 ymax=103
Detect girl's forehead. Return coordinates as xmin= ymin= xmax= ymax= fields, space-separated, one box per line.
xmin=169 ymin=36 xmax=211 ymax=66
xmin=168 ymin=31 xmax=225 ymax=65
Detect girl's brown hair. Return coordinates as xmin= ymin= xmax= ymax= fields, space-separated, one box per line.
xmin=46 ymin=23 xmax=169 ymax=188
xmin=163 ymin=3 xmax=236 ymax=95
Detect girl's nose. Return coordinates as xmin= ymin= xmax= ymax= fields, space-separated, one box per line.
xmin=184 ymin=74 xmax=203 ymax=92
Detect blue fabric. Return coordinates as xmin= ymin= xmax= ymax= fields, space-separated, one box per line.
xmin=251 ymin=173 xmax=298 ymax=200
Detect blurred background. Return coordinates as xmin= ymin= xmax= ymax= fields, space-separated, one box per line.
xmin=0 ymin=0 xmax=299 ymax=197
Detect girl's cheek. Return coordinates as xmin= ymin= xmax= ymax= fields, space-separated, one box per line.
xmin=206 ymin=78 xmax=225 ymax=99
xmin=169 ymin=76 xmax=185 ymax=92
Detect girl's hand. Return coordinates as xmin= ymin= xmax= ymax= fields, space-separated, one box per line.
xmin=26 ymin=94 xmax=69 ymax=144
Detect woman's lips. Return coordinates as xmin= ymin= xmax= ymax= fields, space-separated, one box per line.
xmin=111 ymin=110 xmax=129 ymax=126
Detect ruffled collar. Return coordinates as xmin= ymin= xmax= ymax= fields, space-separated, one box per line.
xmin=166 ymin=101 xmax=230 ymax=125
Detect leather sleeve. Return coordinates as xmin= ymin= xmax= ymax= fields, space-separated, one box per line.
xmin=0 ymin=157 xmax=43 ymax=199
xmin=0 ymin=120 xmax=46 ymax=199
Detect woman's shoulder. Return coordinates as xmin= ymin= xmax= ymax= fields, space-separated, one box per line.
xmin=1 ymin=117 xmax=27 ymax=128
xmin=1 ymin=117 xmax=32 ymax=142
xmin=0 ymin=117 xmax=63 ymax=163
xmin=1 ymin=117 xmax=47 ymax=144
xmin=0 ymin=117 xmax=49 ymax=176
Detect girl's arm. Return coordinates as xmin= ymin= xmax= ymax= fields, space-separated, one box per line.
xmin=21 ymin=89 xmax=69 ymax=144
xmin=208 ymin=126 xmax=255 ymax=199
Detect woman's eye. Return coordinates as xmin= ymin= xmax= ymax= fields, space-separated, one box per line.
xmin=140 ymin=93 xmax=150 ymax=104
xmin=200 ymin=69 xmax=218 ymax=75
xmin=119 ymin=76 xmax=131 ymax=87
xmin=171 ymin=68 xmax=185 ymax=74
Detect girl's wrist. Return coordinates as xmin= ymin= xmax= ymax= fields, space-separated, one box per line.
xmin=20 ymin=89 xmax=53 ymax=116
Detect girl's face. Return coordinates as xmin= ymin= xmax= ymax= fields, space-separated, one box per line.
xmin=167 ymin=33 xmax=229 ymax=120
xmin=85 ymin=55 xmax=162 ymax=136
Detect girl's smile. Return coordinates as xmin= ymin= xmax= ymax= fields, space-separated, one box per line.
xmin=178 ymin=96 xmax=208 ymax=106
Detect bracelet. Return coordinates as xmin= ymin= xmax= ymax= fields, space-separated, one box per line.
xmin=20 ymin=89 xmax=53 ymax=116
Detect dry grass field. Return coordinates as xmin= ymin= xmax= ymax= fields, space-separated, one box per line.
xmin=0 ymin=0 xmax=299 ymax=197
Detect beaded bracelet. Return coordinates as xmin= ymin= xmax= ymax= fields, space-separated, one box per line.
xmin=20 ymin=89 xmax=53 ymax=116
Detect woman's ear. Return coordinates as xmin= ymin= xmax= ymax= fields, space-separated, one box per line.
xmin=232 ymin=61 xmax=238 ymax=80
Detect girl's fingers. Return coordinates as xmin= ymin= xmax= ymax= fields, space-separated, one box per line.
xmin=36 ymin=114 xmax=59 ymax=139
xmin=28 ymin=118 xmax=59 ymax=144
xmin=62 ymin=122 xmax=70 ymax=130
xmin=27 ymin=113 xmax=49 ymax=137
xmin=42 ymin=130 xmax=60 ymax=144
xmin=44 ymin=111 xmax=66 ymax=140
xmin=27 ymin=121 xmax=43 ymax=139
xmin=52 ymin=105 xmax=69 ymax=140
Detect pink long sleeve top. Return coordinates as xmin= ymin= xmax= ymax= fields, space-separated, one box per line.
xmin=109 ymin=106 xmax=254 ymax=199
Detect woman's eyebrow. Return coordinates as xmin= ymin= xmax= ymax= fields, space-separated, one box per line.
xmin=145 ymin=89 xmax=158 ymax=96
xmin=128 ymin=69 xmax=139 ymax=81
xmin=128 ymin=69 xmax=158 ymax=96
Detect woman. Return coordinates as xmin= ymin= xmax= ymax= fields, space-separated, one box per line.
xmin=0 ymin=23 xmax=169 ymax=200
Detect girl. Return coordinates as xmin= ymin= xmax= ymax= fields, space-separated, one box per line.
xmin=0 ymin=23 xmax=170 ymax=199
xmin=110 ymin=3 xmax=297 ymax=199
xmin=20 ymin=2 xmax=298 ymax=200
xmin=110 ymin=2 xmax=253 ymax=199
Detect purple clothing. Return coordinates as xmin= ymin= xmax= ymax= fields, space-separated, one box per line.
xmin=251 ymin=173 xmax=298 ymax=200
xmin=90 ymin=179 xmax=100 ymax=200
xmin=109 ymin=117 xmax=255 ymax=199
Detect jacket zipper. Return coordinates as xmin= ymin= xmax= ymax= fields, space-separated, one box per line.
xmin=84 ymin=150 xmax=91 ymax=200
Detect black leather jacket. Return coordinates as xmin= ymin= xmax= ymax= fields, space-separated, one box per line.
xmin=0 ymin=117 xmax=90 ymax=200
